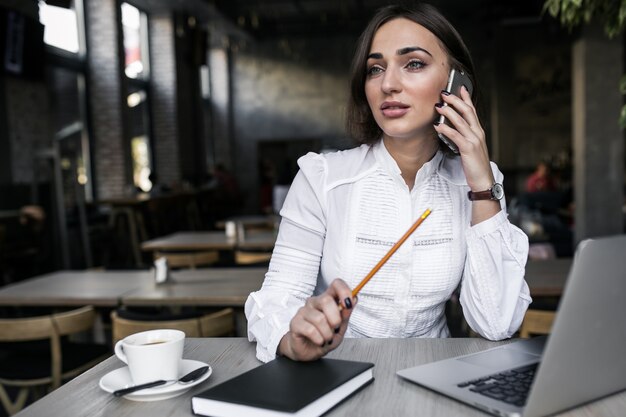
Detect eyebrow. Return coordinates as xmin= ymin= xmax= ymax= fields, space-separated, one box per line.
xmin=397 ymin=46 xmax=432 ymax=56
xmin=367 ymin=46 xmax=433 ymax=60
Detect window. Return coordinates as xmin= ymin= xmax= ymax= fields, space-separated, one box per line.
xmin=121 ymin=2 xmax=153 ymax=192
xmin=38 ymin=0 xmax=83 ymax=55
xmin=200 ymin=64 xmax=210 ymax=99
xmin=39 ymin=0 xmax=92 ymax=201
xmin=48 ymin=66 xmax=92 ymax=203
xmin=127 ymin=86 xmax=151 ymax=191
xmin=121 ymin=2 xmax=149 ymax=79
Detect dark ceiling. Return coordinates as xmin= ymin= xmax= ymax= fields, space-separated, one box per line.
xmin=207 ymin=0 xmax=549 ymax=39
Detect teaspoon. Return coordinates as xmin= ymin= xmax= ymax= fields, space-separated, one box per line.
xmin=113 ymin=365 xmax=209 ymax=397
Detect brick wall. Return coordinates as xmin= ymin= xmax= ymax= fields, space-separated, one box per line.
xmin=85 ymin=0 xmax=127 ymax=199
xmin=0 ymin=0 xmax=50 ymax=184
xmin=5 ymin=78 xmax=50 ymax=183
xmin=150 ymin=14 xmax=180 ymax=186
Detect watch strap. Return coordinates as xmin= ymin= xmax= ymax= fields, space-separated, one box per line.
xmin=467 ymin=183 xmax=504 ymax=201
xmin=467 ymin=189 xmax=493 ymax=201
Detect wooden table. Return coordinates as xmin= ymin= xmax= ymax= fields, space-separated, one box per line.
xmin=0 ymin=270 xmax=154 ymax=307
xmin=14 ymin=338 xmax=626 ymax=417
xmin=0 ymin=268 xmax=265 ymax=309
xmin=236 ymin=230 xmax=276 ymax=251
xmin=141 ymin=232 xmax=237 ymax=252
xmin=0 ymin=258 xmax=570 ymax=308
xmin=141 ymin=231 xmax=276 ymax=253
xmin=122 ymin=268 xmax=266 ymax=307
xmin=123 ymin=268 xmax=266 ymax=336
xmin=0 ymin=258 xmax=570 ymax=309
xmin=525 ymin=258 xmax=572 ymax=297
xmin=0 ymin=268 xmax=265 ymax=337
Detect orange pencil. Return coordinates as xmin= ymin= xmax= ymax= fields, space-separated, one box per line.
xmin=349 ymin=208 xmax=432 ymax=300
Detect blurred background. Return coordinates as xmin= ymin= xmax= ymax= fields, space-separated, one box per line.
xmin=0 ymin=0 xmax=624 ymax=280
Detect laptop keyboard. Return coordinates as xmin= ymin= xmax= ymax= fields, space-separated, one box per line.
xmin=457 ymin=363 xmax=538 ymax=407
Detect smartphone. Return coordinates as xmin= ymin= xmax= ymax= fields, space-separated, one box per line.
xmin=437 ymin=69 xmax=474 ymax=154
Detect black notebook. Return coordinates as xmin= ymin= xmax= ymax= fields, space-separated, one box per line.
xmin=191 ymin=357 xmax=374 ymax=417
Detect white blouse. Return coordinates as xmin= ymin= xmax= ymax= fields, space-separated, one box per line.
xmin=245 ymin=140 xmax=531 ymax=362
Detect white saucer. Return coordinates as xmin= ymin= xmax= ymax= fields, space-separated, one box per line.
xmin=99 ymin=359 xmax=212 ymax=401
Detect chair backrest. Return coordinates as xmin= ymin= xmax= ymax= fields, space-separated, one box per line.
xmin=519 ymin=309 xmax=556 ymax=338
xmin=234 ymin=223 xmax=274 ymax=265
xmin=234 ymin=250 xmax=272 ymax=265
xmin=0 ymin=306 xmax=96 ymax=388
xmin=198 ymin=308 xmax=236 ymax=337
xmin=111 ymin=308 xmax=234 ymax=345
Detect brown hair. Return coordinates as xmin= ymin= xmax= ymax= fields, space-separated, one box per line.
xmin=345 ymin=3 xmax=479 ymax=145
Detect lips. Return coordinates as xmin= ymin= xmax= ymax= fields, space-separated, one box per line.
xmin=380 ymin=101 xmax=410 ymax=118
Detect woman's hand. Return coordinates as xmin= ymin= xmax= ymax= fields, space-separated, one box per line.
xmin=278 ymin=279 xmax=357 ymax=361
xmin=433 ymin=87 xmax=501 ymax=224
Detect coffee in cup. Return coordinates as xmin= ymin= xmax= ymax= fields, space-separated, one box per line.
xmin=114 ymin=329 xmax=185 ymax=385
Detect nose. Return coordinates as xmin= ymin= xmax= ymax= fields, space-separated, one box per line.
xmin=381 ymin=67 xmax=401 ymax=94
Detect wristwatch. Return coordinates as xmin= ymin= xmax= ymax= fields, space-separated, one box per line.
xmin=467 ymin=183 xmax=504 ymax=201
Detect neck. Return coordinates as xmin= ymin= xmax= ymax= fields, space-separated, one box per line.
xmin=382 ymin=136 xmax=439 ymax=190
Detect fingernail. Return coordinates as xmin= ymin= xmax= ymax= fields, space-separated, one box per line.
xmin=344 ymin=297 xmax=352 ymax=309
xmin=435 ymin=102 xmax=444 ymax=108
xmin=462 ymin=84 xmax=468 ymax=92
xmin=334 ymin=327 xmax=340 ymax=334
xmin=441 ymin=90 xmax=450 ymax=96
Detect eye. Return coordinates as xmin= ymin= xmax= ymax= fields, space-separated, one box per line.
xmin=366 ymin=65 xmax=384 ymax=76
xmin=406 ymin=59 xmax=425 ymax=70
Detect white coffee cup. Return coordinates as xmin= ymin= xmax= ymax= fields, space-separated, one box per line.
xmin=225 ymin=221 xmax=236 ymax=239
xmin=114 ymin=329 xmax=185 ymax=385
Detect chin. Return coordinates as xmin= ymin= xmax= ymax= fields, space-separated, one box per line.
xmin=381 ymin=128 xmax=425 ymax=141
xmin=379 ymin=121 xmax=433 ymax=140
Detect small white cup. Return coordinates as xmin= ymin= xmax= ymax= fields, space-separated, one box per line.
xmin=114 ymin=329 xmax=185 ymax=385
xmin=225 ymin=221 xmax=236 ymax=239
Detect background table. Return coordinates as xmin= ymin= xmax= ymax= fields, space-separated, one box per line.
xmin=0 ymin=270 xmax=153 ymax=307
xmin=14 ymin=338 xmax=626 ymax=417
xmin=121 ymin=268 xmax=266 ymax=307
xmin=0 ymin=260 xmax=570 ymax=312
xmin=525 ymin=258 xmax=572 ymax=297
xmin=122 ymin=268 xmax=266 ymax=336
xmin=141 ymin=231 xmax=276 ymax=252
xmin=140 ymin=232 xmax=237 ymax=252
xmin=0 ymin=268 xmax=265 ymax=338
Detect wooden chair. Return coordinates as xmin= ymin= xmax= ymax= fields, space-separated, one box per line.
xmin=111 ymin=308 xmax=235 ymax=345
xmin=154 ymin=250 xmax=219 ymax=269
xmin=234 ymin=225 xmax=273 ymax=265
xmin=234 ymin=250 xmax=272 ymax=265
xmin=519 ymin=309 xmax=556 ymax=338
xmin=0 ymin=306 xmax=110 ymax=415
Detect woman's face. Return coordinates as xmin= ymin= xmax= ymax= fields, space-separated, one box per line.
xmin=365 ymin=18 xmax=450 ymax=142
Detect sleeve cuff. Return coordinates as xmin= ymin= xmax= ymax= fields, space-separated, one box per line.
xmin=467 ymin=209 xmax=508 ymax=239
xmin=257 ymin=322 xmax=290 ymax=363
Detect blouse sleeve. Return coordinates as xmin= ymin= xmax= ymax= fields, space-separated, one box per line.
xmin=244 ymin=153 xmax=327 ymax=362
xmin=459 ymin=167 xmax=532 ymax=341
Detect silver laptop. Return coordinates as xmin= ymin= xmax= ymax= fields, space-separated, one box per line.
xmin=397 ymin=234 xmax=626 ymax=417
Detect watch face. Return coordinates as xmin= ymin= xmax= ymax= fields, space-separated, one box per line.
xmin=492 ymin=183 xmax=504 ymax=200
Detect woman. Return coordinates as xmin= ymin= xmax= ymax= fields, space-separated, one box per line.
xmin=525 ymin=161 xmax=556 ymax=193
xmin=245 ymin=3 xmax=531 ymax=363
